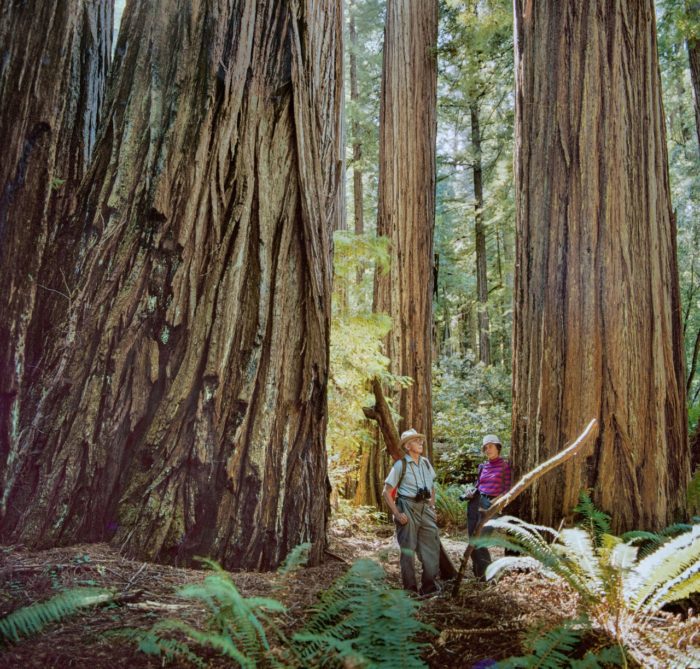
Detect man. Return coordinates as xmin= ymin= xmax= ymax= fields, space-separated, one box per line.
xmin=465 ymin=433 xmax=512 ymax=579
xmin=383 ymin=428 xmax=441 ymax=596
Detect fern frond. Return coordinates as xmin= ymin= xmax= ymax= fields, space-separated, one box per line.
xmin=621 ymin=524 xmax=693 ymax=557
xmin=554 ymin=528 xmax=603 ymax=592
xmin=180 ymin=572 xmax=284 ymax=641
xmin=625 ymin=524 xmax=700 ymax=611
xmin=277 ymin=542 xmax=312 ymax=576
xmin=644 ymin=561 xmax=700 ymax=610
xmin=0 ymin=587 xmax=113 ymax=644
xmin=481 ymin=516 xmax=592 ymax=598
xmin=607 ymin=540 xmax=638 ymax=571
xmin=659 ymin=522 xmax=694 ymax=538
xmin=619 ymin=530 xmax=660 ymax=545
xmin=163 ymin=563 xmax=287 ymax=666
xmin=138 ymin=629 xmax=208 ymax=669
xmin=574 ymin=491 xmax=611 ymax=542
xmin=568 ymin=644 xmax=624 ymax=668
xmin=293 ymin=559 xmax=434 ymax=668
xmin=498 ymin=619 xmax=586 ymax=669
xmin=155 ymin=619 xmax=254 ymax=668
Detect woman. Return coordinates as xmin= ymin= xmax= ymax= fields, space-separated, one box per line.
xmin=383 ymin=428 xmax=441 ymax=596
xmin=465 ymin=433 xmax=512 ymax=579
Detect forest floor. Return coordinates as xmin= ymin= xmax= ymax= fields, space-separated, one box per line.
xmin=0 ymin=511 xmax=581 ymax=669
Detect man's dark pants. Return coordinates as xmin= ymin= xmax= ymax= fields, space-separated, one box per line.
xmin=394 ymin=497 xmax=440 ymax=594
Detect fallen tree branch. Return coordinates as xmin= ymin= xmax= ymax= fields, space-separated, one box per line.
xmin=452 ymin=418 xmax=599 ymax=597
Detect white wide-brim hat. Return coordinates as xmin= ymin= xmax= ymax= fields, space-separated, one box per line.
xmin=400 ymin=428 xmax=425 ymax=448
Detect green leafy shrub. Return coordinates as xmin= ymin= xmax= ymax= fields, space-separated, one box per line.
xmin=328 ymin=231 xmax=410 ymax=496
xmin=434 ymin=482 xmax=467 ymax=529
xmin=432 ymin=354 xmax=511 ymax=484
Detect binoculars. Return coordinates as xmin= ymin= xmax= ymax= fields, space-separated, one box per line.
xmin=414 ymin=487 xmax=431 ymax=502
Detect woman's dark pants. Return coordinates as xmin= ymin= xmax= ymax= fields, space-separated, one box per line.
xmin=467 ymin=493 xmax=492 ymax=579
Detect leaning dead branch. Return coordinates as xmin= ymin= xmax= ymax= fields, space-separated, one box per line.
xmin=452 ymin=418 xmax=599 ymax=597
xmin=362 ymin=377 xmax=402 ymax=460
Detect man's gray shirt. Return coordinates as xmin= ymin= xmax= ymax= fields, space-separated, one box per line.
xmin=385 ymin=454 xmax=436 ymax=498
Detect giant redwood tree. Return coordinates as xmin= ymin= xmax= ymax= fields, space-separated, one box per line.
xmin=511 ymin=0 xmax=690 ymax=533
xmin=0 ymin=0 xmax=113 ymax=497
xmin=0 ymin=0 xmax=343 ymax=569
xmin=375 ymin=0 xmax=438 ymax=452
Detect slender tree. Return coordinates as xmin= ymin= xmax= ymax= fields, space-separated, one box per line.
xmin=375 ymin=0 xmax=438 ymax=451
xmin=0 ymin=0 xmax=343 ymax=570
xmin=349 ymin=6 xmax=365 ymax=240
xmin=0 ymin=0 xmax=113 ymax=496
xmin=511 ymin=0 xmax=690 ymax=533
xmin=687 ymin=0 xmax=700 ymax=151
xmin=470 ymin=100 xmax=491 ymax=366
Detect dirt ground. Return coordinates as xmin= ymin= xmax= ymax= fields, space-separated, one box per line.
xmin=0 ymin=515 xmax=580 ymax=668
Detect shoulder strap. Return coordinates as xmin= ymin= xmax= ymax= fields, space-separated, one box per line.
xmin=396 ymin=458 xmax=407 ymax=489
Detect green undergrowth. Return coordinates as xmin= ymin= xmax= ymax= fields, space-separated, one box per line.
xmin=136 ymin=556 xmax=434 ymax=669
xmin=0 ymin=549 xmax=435 ymax=668
xmin=479 ymin=491 xmax=700 ymax=668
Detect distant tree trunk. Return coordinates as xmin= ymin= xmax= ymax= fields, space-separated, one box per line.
xmin=470 ymin=101 xmax=491 ymax=366
xmin=349 ymin=11 xmax=365 ymax=241
xmin=375 ymin=0 xmax=438 ymax=453
xmin=511 ymin=0 xmax=690 ymax=533
xmin=0 ymin=0 xmax=113 ymax=500
xmin=353 ymin=436 xmax=385 ymax=508
xmin=0 ymin=0 xmax=342 ymax=570
xmin=688 ymin=1 xmax=700 ymax=153
xmin=691 ymin=415 xmax=700 ymax=472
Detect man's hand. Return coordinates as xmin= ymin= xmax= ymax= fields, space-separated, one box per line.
xmin=394 ymin=512 xmax=409 ymax=525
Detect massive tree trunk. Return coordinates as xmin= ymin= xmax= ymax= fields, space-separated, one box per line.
xmin=0 ymin=0 xmax=342 ymax=570
xmin=470 ymin=101 xmax=491 ymax=367
xmin=375 ymin=0 xmax=438 ymax=452
xmin=511 ymin=0 xmax=690 ymax=533
xmin=0 ymin=0 xmax=113 ymax=499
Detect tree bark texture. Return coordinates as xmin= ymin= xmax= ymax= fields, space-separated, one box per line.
xmin=349 ymin=11 xmax=365 ymax=240
xmin=375 ymin=0 xmax=438 ymax=452
xmin=352 ymin=434 xmax=385 ymax=509
xmin=470 ymin=102 xmax=491 ymax=366
xmin=687 ymin=1 xmax=700 ymax=154
xmin=0 ymin=0 xmax=343 ymax=570
xmin=511 ymin=0 xmax=690 ymax=533
xmin=0 ymin=0 xmax=113 ymax=497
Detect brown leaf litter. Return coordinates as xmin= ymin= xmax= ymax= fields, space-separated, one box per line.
xmin=0 ymin=522 xmax=584 ymax=668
